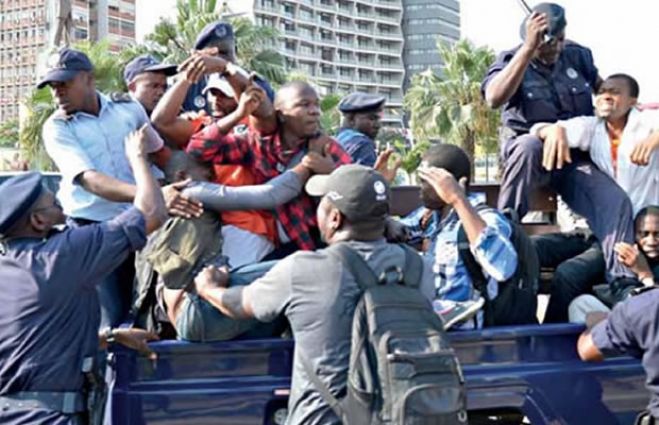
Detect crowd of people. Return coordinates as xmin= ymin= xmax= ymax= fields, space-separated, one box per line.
xmin=0 ymin=2 xmax=658 ymax=424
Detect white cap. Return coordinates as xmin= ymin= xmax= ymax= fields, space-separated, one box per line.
xmin=202 ymin=74 xmax=236 ymax=98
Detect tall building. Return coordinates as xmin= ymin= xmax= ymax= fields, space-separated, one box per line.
xmin=402 ymin=0 xmax=460 ymax=81
xmin=0 ymin=0 xmax=136 ymax=124
xmin=228 ymin=0 xmax=407 ymax=127
xmin=226 ymin=0 xmax=460 ymax=127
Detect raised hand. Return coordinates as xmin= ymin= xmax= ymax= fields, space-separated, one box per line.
xmin=374 ymin=148 xmax=402 ymax=183
xmin=418 ymin=166 xmax=468 ymax=206
xmin=523 ymin=11 xmax=550 ymax=53
xmin=161 ymin=178 xmax=204 ymax=218
xmin=124 ymin=124 xmax=149 ymax=162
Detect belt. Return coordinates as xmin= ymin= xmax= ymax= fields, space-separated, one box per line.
xmin=0 ymin=391 xmax=86 ymax=414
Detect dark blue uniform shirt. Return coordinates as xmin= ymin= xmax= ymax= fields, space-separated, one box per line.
xmin=335 ymin=128 xmax=377 ymax=166
xmin=0 ymin=208 xmax=145 ymax=423
xmin=481 ymin=42 xmax=599 ymax=137
xmin=591 ymin=289 xmax=659 ymax=417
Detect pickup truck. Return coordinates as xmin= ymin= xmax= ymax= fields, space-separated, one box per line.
xmin=109 ymin=323 xmax=646 ymax=425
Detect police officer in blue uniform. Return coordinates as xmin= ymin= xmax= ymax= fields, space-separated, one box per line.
xmin=481 ymin=3 xmax=638 ymax=299
xmin=123 ymin=54 xmax=178 ymax=116
xmin=336 ymin=92 xmax=386 ymax=166
xmin=578 ymin=289 xmax=659 ymax=425
xmin=0 ymin=129 xmax=166 ymax=424
xmin=181 ymin=21 xmax=275 ymax=113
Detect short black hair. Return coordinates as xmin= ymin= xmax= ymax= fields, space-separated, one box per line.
xmin=607 ymin=73 xmax=640 ymax=98
xmin=635 ymin=205 xmax=659 ymax=231
xmin=422 ymin=143 xmax=471 ymax=182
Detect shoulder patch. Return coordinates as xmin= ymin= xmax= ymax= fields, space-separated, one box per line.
xmin=110 ymin=92 xmax=133 ymax=102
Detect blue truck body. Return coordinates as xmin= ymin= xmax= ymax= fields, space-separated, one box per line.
xmin=110 ymin=323 xmax=647 ymax=424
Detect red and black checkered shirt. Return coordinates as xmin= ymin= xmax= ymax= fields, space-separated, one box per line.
xmin=187 ymin=124 xmax=352 ymax=250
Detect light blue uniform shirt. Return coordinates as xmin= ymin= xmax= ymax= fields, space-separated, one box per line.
xmin=43 ymin=92 xmax=164 ymax=222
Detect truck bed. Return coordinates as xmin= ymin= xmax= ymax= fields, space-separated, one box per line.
xmin=110 ymin=323 xmax=647 ymax=424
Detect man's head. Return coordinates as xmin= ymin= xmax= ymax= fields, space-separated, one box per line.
xmin=419 ymin=144 xmax=471 ymax=210
xmin=202 ymin=74 xmax=238 ymax=118
xmin=635 ymin=206 xmax=659 ymax=261
xmin=595 ymin=74 xmax=639 ymax=121
xmin=520 ymin=3 xmax=567 ymax=65
xmin=306 ymin=164 xmax=390 ymax=244
xmin=339 ymin=92 xmax=386 ymax=139
xmin=193 ymin=21 xmax=236 ymax=62
xmin=275 ymin=81 xmax=322 ymax=139
xmin=37 ymin=48 xmax=96 ymax=115
xmin=0 ymin=173 xmax=65 ymax=240
xmin=163 ymin=151 xmax=213 ymax=184
xmin=123 ymin=55 xmax=177 ymax=114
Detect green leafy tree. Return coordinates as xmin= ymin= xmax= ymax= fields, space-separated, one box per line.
xmin=145 ymin=0 xmax=286 ymax=85
xmin=0 ymin=119 xmax=18 ymax=148
xmin=19 ymin=40 xmax=125 ymax=169
xmin=404 ymin=39 xmax=500 ymax=176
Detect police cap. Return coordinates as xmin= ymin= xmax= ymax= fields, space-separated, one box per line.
xmin=338 ymin=92 xmax=386 ymax=114
xmin=123 ymin=54 xmax=177 ymax=84
xmin=520 ymin=3 xmax=567 ymax=40
xmin=37 ymin=48 xmax=93 ymax=89
xmin=193 ymin=21 xmax=235 ymax=50
xmin=0 ymin=172 xmax=43 ymax=235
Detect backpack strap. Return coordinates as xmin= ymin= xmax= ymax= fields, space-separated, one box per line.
xmin=400 ymin=244 xmax=423 ymax=289
xmin=456 ymin=204 xmax=496 ymax=326
xmin=325 ymin=243 xmax=379 ymax=291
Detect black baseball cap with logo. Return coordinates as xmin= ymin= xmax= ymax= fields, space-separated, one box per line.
xmin=37 ymin=48 xmax=93 ymax=89
xmin=306 ymin=164 xmax=390 ymax=223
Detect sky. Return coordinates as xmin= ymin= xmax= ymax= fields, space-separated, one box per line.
xmin=461 ymin=0 xmax=659 ymax=102
xmin=136 ymin=0 xmax=659 ymax=102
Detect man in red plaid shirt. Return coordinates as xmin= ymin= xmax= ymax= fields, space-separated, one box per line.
xmin=187 ymin=81 xmax=352 ymax=251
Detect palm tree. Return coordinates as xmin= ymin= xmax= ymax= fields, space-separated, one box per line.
xmin=404 ymin=39 xmax=500 ymax=176
xmin=145 ymin=0 xmax=286 ymax=85
xmin=19 ymin=40 xmax=125 ymax=169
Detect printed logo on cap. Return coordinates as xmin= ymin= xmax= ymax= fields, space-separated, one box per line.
xmin=194 ymin=95 xmax=207 ymax=109
xmin=214 ymin=25 xmax=227 ymax=38
xmin=327 ymin=191 xmax=344 ymax=201
xmin=47 ymin=53 xmax=66 ymax=69
xmin=374 ymin=181 xmax=386 ymax=201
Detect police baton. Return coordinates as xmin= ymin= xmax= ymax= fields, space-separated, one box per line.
xmin=517 ymin=0 xmax=555 ymax=44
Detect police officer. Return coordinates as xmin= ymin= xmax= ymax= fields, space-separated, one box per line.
xmin=180 ymin=20 xmax=275 ymax=113
xmin=578 ymin=290 xmax=659 ymax=425
xmin=336 ymin=92 xmax=386 ymax=166
xmin=481 ymin=3 xmax=638 ymax=299
xmin=39 ymin=48 xmax=202 ymax=328
xmin=0 ymin=128 xmax=166 ymax=424
xmin=123 ymin=54 xmax=177 ymax=116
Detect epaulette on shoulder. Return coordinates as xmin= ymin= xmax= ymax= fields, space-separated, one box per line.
xmin=109 ymin=92 xmax=133 ymax=102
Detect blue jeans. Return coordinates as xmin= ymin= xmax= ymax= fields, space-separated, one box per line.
xmin=176 ymin=260 xmax=280 ymax=342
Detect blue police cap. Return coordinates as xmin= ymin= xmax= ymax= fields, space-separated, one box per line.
xmin=37 ymin=48 xmax=93 ymax=89
xmin=0 ymin=172 xmax=43 ymax=235
xmin=123 ymin=54 xmax=178 ymax=84
xmin=193 ymin=21 xmax=235 ymax=50
xmin=338 ymin=92 xmax=387 ymax=114
xmin=520 ymin=3 xmax=567 ymax=41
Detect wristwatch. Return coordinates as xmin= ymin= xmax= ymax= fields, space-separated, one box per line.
xmin=103 ymin=327 xmax=116 ymax=345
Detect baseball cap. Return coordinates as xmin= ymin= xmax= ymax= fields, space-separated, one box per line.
xmin=37 ymin=48 xmax=93 ymax=89
xmin=123 ymin=54 xmax=177 ymax=84
xmin=202 ymin=74 xmax=236 ymax=98
xmin=306 ymin=164 xmax=390 ymax=223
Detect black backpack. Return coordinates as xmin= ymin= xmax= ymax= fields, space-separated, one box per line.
xmin=301 ymin=242 xmax=468 ymax=425
xmin=457 ymin=206 xmax=539 ymax=327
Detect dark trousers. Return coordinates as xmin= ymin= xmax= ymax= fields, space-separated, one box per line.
xmin=499 ymin=134 xmax=635 ymax=284
xmin=533 ymin=232 xmax=605 ymax=323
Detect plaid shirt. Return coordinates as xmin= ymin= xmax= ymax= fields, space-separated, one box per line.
xmin=187 ymin=124 xmax=352 ymax=250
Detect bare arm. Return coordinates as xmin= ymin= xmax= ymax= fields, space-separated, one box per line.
xmin=77 ymin=171 xmax=136 ymax=203
xmin=577 ymin=332 xmax=605 ymax=362
xmin=485 ymin=12 xmax=547 ymax=108
xmin=150 ymin=77 xmax=199 ymax=148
